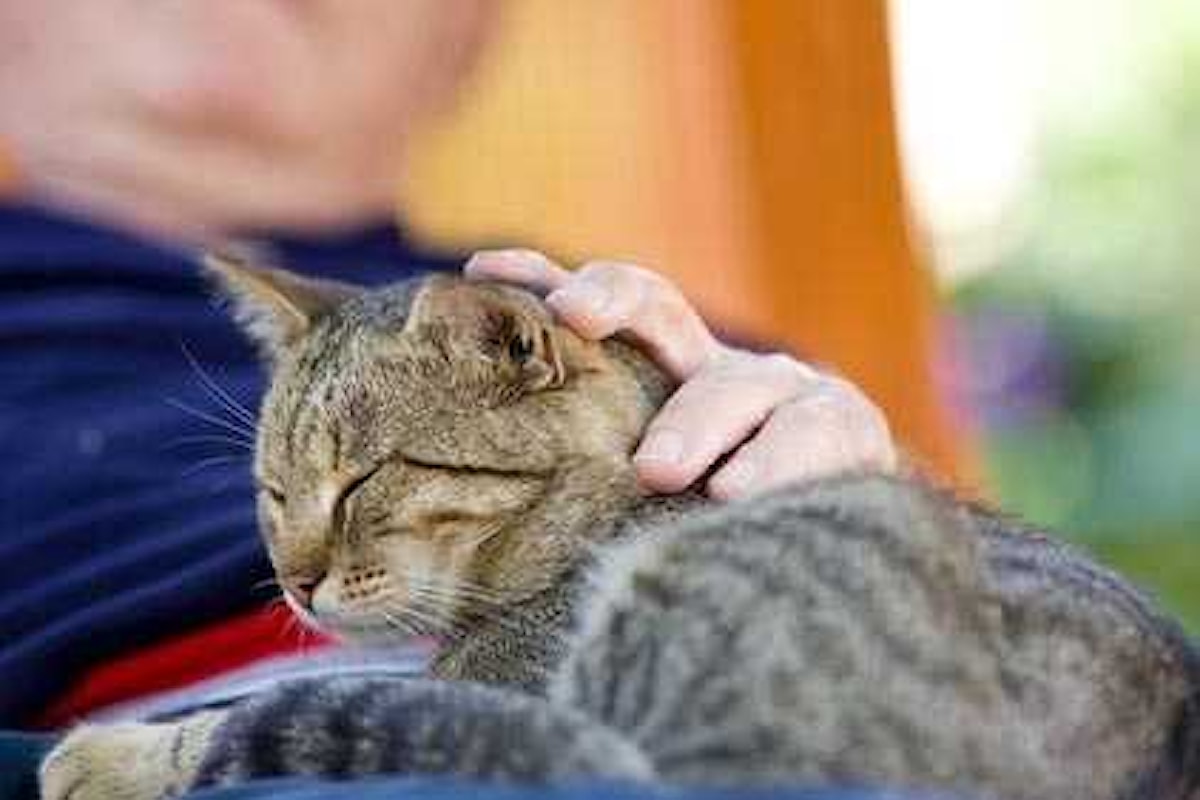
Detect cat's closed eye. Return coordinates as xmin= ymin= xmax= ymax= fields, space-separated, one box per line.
xmin=339 ymin=465 xmax=383 ymax=507
xmin=414 ymin=509 xmax=494 ymax=536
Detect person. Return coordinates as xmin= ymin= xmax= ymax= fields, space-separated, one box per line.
xmin=0 ymin=2 xmax=899 ymax=796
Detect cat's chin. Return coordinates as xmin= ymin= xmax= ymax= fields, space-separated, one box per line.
xmin=332 ymin=626 xmax=412 ymax=647
xmin=315 ymin=612 xmax=441 ymax=650
xmin=327 ymin=625 xmax=445 ymax=658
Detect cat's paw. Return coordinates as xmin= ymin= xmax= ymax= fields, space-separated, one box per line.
xmin=40 ymin=713 xmax=224 ymax=800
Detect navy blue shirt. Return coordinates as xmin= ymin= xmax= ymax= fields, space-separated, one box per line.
xmin=0 ymin=203 xmax=457 ymax=726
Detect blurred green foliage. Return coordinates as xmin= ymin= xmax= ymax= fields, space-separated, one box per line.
xmin=949 ymin=1 xmax=1200 ymax=629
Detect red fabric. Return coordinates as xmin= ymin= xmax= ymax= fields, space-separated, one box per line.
xmin=36 ymin=607 xmax=333 ymax=728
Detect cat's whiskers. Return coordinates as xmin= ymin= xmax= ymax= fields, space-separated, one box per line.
xmin=408 ymin=576 xmax=507 ymax=607
xmin=456 ymin=605 xmax=533 ymax=638
xmin=406 ymin=581 xmax=535 ymax=639
xmin=252 ymin=576 xmax=281 ymax=593
xmin=380 ymin=598 xmax=443 ymax=637
xmin=405 ymin=590 xmax=462 ymax=630
xmin=266 ymin=597 xmax=305 ymax=642
xmin=166 ymin=396 xmax=257 ymax=442
xmin=388 ymin=578 xmax=492 ymax=637
xmin=448 ymin=580 xmax=508 ymax=605
xmin=261 ymin=595 xmax=323 ymax=648
xmin=283 ymin=611 xmax=306 ymax=644
xmin=165 ymin=358 xmax=257 ymax=478
xmin=164 ymin=434 xmax=255 ymax=453
xmin=404 ymin=581 xmax=482 ymax=617
xmin=379 ymin=608 xmax=419 ymax=638
xmin=179 ymin=454 xmax=250 ymax=479
xmin=179 ymin=342 xmax=259 ymax=429
xmin=402 ymin=600 xmax=451 ymax=634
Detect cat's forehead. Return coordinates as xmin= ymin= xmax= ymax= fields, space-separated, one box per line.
xmin=266 ymin=331 xmax=456 ymax=438
xmin=260 ymin=321 xmax=562 ymax=475
xmin=253 ymin=273 xmax=652 ymax=479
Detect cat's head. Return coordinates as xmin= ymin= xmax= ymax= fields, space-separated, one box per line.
xmin=206 ymin=252 xmax=670 ymax=643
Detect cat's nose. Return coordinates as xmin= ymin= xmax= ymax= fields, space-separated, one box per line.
xmin=284 ymin=575 xmax=324 ymax=611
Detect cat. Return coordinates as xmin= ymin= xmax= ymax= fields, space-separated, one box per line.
xmin=40 ymin=253 xmax=1200 ymax=800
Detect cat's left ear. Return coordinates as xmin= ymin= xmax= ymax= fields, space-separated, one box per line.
xmin=405 ymin=276 xmax=568 ymax=391
xmin=203 ymin=250 xmax=360 ymax=361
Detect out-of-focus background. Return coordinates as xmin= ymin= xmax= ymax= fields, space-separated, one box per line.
xmin=893 ymin=0 xmax=1200 ymax=629
xmin=397 ymin=1 xmax=1199 ymax=628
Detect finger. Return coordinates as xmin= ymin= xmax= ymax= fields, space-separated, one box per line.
xmin=634 ymin=354 xmax=818 ymax=493
xmin=462 ymin=249 xmax=573 ymax=293
xmin=547 ymin=260 xmax=722 ymax=379
xmin=707 ymin=383 xmax=897 ymax=500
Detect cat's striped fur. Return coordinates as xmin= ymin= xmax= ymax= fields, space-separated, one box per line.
xmin=194 ymin=477 xmax=1200 ymax=799
xmin=41 ymin=259 xmax=1200 ymax=800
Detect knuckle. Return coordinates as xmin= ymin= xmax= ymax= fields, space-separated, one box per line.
xmin=782 ymin=387 xmax=851 ymax=431
xmin=758 ymin=352 xmax=813 ymax=385
xmin=577 ymin=260 xmax=632 ymax=284
xmin=708 ymin=348 xmax=758 ymax=375
xmin=580 ymin=260 xmax=673 ymax=297
xmin=777 ymin=384 xmax=895 ymax=470
xmin=653 ymin=292 xmax=701 ymax=338
xmin=714 ymin=351 xmax=815 ymax=391
xmin=493 ymin=248 xmax=553 ymax=270
xmin=829 ymin=379 xmax=891 ymax=439
xmin=692 ymin=358 xmax=791 ymax=406
xmin=774 ymin=393 xmax=826 ymax=430
xmin=689 ymin=362 xmax=753 ymax=395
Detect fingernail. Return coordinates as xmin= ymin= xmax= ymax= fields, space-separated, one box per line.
xmin=466 ymin=250 xmax=539 ymax=278
xmin=635 ymin=430 xmax=684 ymax=465
xmin=550 ymin=283 xmax=609 ymax=317
xmin=713 ymin=458 xmax=757 ymax=497
xmin=463 ymin=252 xmax=495 ymax=275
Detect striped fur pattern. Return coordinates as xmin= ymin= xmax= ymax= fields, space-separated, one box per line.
xmin=197 ymin=677 xmax=652 ymax=785
xmin=44 ymin=261 xmax=1198 ymax=800
xmin=554 ymin=477 xmax=1200 ymax=797
xmin=190 ymin=476 xmax=1199 ymax=799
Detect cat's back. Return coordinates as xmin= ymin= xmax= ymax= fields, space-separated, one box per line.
xmin=552 ymin=474 xmax=1199 ymax=799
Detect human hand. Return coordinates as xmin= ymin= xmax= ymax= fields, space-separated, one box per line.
xmin=0 ymin=1 xmax=493 ymax=240
xmin=464 ymin=250 xmax=897 ymax=500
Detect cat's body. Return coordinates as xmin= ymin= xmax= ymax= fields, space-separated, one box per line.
xmin=40 ymin=260 xmax=1200 ymax=800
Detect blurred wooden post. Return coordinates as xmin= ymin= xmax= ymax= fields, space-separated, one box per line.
xmin=720 ymin=0 xmax=974 ymax=480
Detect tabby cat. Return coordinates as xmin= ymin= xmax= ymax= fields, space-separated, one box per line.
xmin=40 ymin=254 xmax=1200 ymax=800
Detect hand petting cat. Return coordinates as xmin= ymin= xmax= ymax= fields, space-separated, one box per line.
xmin=465 ymin=249 xmax=897 ymax=500
xmin=40 ymin=258 xmax=1191 ymax=800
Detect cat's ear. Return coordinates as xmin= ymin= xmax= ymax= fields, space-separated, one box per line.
xmin=406 ymin=276 xmax=568 ymax=391
xmin=203 ymin=250 xmax=359 ymax=360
